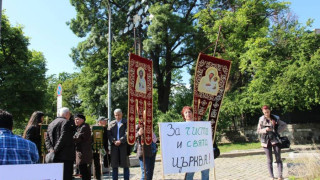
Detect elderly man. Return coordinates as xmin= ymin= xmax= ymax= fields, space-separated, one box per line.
xmin=73 ymin=114 xmax=92 ymax=180
xmin=0 ymin=109 xmax=39 ymax=164
xmin=108 ymin=109 xmax=130 ymax=180
xmin=45 ymin=107 xmax=75 ymax=180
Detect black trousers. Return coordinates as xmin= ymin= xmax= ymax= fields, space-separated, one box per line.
xmin=79 ymin=163 xmax=92 ymax=180
xmin=93 ymin=152 xmax=101 ymax=179
xmin=54 ymin=159 xmax=73 ymax=180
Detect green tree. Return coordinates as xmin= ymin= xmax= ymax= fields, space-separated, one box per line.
xmin=0 ymin=14 xmax=47 ymax=126
xmin=144 ymin=1 xmax=208 ymax=112
xmin=196 ymin=0 xmax=320 ymax=128
xmin=68 ymin=0 xmax=210 ymax=115
xmin=68 ymin=0 xmax=132 ymax=116
xmin=44 ymin=72 xmax=83 ymax=122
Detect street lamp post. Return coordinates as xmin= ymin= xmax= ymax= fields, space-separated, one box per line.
xmin=107 ymin=0 xmax=112 ymax=123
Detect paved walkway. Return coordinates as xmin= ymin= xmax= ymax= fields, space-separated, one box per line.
xmin=85 ymin=145 xmax=320 ymax=180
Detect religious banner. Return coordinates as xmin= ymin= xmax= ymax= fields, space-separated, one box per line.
xmin=127 ymin=53 xmax=153 ymax=145
xmin=193 ymin=53 xmax=231 ymax=139
xmin=92 ymin=126 xmax=104 ymax=151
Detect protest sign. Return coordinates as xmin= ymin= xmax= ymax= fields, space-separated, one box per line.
xmin=0 ymin=163 xmax=63 ymax=180
xmin=159 ymin=121 xmax=214 ymax=175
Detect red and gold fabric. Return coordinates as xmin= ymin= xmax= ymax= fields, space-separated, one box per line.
xmin=127 ymin=53 xmax=153 ymax=145
xmin=193 ymin=53 xmax=231 ymax=139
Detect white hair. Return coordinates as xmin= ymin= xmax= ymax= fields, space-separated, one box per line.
xmin=59 ymin=107 xmax=70 ymax=117
xmin=114 ymin=108 xmax=122 ymax=114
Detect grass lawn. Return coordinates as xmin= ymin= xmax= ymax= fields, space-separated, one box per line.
xmin=218 ymin=142 xmax=261 ymax=153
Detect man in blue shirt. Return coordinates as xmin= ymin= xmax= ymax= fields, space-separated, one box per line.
xmin=0 ymin=109 xmax=39 ymax=165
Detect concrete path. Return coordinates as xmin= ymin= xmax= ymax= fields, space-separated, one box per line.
xmin=83 ymin=145 xmax=320 ymax=180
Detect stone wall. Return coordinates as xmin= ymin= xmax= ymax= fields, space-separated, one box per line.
xmin=221 ymin=123 xmax=320 ymax=144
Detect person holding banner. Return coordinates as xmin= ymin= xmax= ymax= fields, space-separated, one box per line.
xmin=181 ymin=106 xmax=210 ymax=180
xmin=257 ymin=105 xmax=287 ymax=180
xmin=92 ymin=116 xmax=110 ymax=180
xmin=108 ymin=109 xmax=130 ymax=180
xmin=23 ymin=111 xmax=44 ymax=162
xmin=136 ymin=124 xmax=155 ymax=180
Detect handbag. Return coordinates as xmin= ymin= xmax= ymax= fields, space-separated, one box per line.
xmin=45 ymin=151 xmax=55 ymax=163
xmin=278 ymin=136 xmax=290 ymax=149
xmin=274 ymin=120 xmax=290 ymax=149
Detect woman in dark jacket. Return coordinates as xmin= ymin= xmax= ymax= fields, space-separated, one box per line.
xmin=73 ymin=114 xmax=93 ymax=180
xmin=23 ymin=111 xmax=44 ymax=161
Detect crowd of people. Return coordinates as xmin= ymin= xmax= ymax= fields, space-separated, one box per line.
xmin=0 ymin=104 xmax=287 ymax=180
xmin=0 ymin=107 xmax=158 ymax=180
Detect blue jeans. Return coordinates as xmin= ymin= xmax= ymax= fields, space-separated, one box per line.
xmin=139 ymin=156 xmax=155 ymax=180
xmin=185 ymin=169 xmax=209 ymax=180
xmin=112 ymin=167 xmax=129 ymax=180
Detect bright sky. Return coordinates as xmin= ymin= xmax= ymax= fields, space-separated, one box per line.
xmin=3 ymin=0 xmax=320 ymax=79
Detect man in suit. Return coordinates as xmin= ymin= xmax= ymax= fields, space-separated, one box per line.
xmin=108 ymin=109 xmax=130 ymax=180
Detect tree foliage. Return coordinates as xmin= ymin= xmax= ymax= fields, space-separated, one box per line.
xmin=196 ymin=0 xmax=320 ymax=127
xmin=68 ymin=0 xmax=210 ymax=115
xmin=0 ymin=14 xmax=47 ymax=126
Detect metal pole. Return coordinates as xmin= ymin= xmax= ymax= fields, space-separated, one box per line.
xmin=107 ymin=0 xmax=112 ymax=123
xmin=0 ymin=0 xmax=3 ymax=40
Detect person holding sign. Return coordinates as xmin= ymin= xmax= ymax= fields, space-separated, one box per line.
xmin=181 ymin=106 xmax=210 ymax=180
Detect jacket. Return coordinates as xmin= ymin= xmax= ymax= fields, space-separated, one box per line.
xmin=108 ymin=119 xmax=130 ymax=168
xmin=45 ymin=117 xmax=75 ymax=161
xmin=257 ymin=114 xmax=287 ymax=147
xmin=74 ymin=123 xmax=93 ymax=165
xmin=25 ymin=126 xmax=42 ymax=156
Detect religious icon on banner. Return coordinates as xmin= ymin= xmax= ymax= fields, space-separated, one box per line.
xmin=198 ymin=67 xmax=220 ymax=96
xmin=193 ymin=53 xmax=231 ymax=140
xmin=127 ymin=53 xmax=153 ymax=145
xmin=135 ymin=67 xmax=147 ymax=94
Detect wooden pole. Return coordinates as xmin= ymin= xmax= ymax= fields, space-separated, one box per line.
xmin=141 ymin=126 xmax=147 ymax=179
xmin=212 ymin=25 xmax=222 ymax=180
xmin=213 ymin=25 xmax=222 ymax=57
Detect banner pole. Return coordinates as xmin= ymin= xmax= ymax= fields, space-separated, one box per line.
xmin=159 ymin=123 xmax=165 ymax=180
xmin=213 ymin=25 xmax=222 ymax=57
xmin=142 ymin=126 xmax=147 ymax=179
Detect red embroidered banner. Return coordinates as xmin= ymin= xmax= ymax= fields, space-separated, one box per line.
xmin=127 ymin=53 xmax=153 ymax=145
xmin=193 ymin=53 xmax=231 ymax=139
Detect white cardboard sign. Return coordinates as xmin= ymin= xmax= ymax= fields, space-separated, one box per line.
xmin=159 ymin=121 xmax=214 ymax=175
xmin=0 ymin=163 xmax=63 ymax=180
